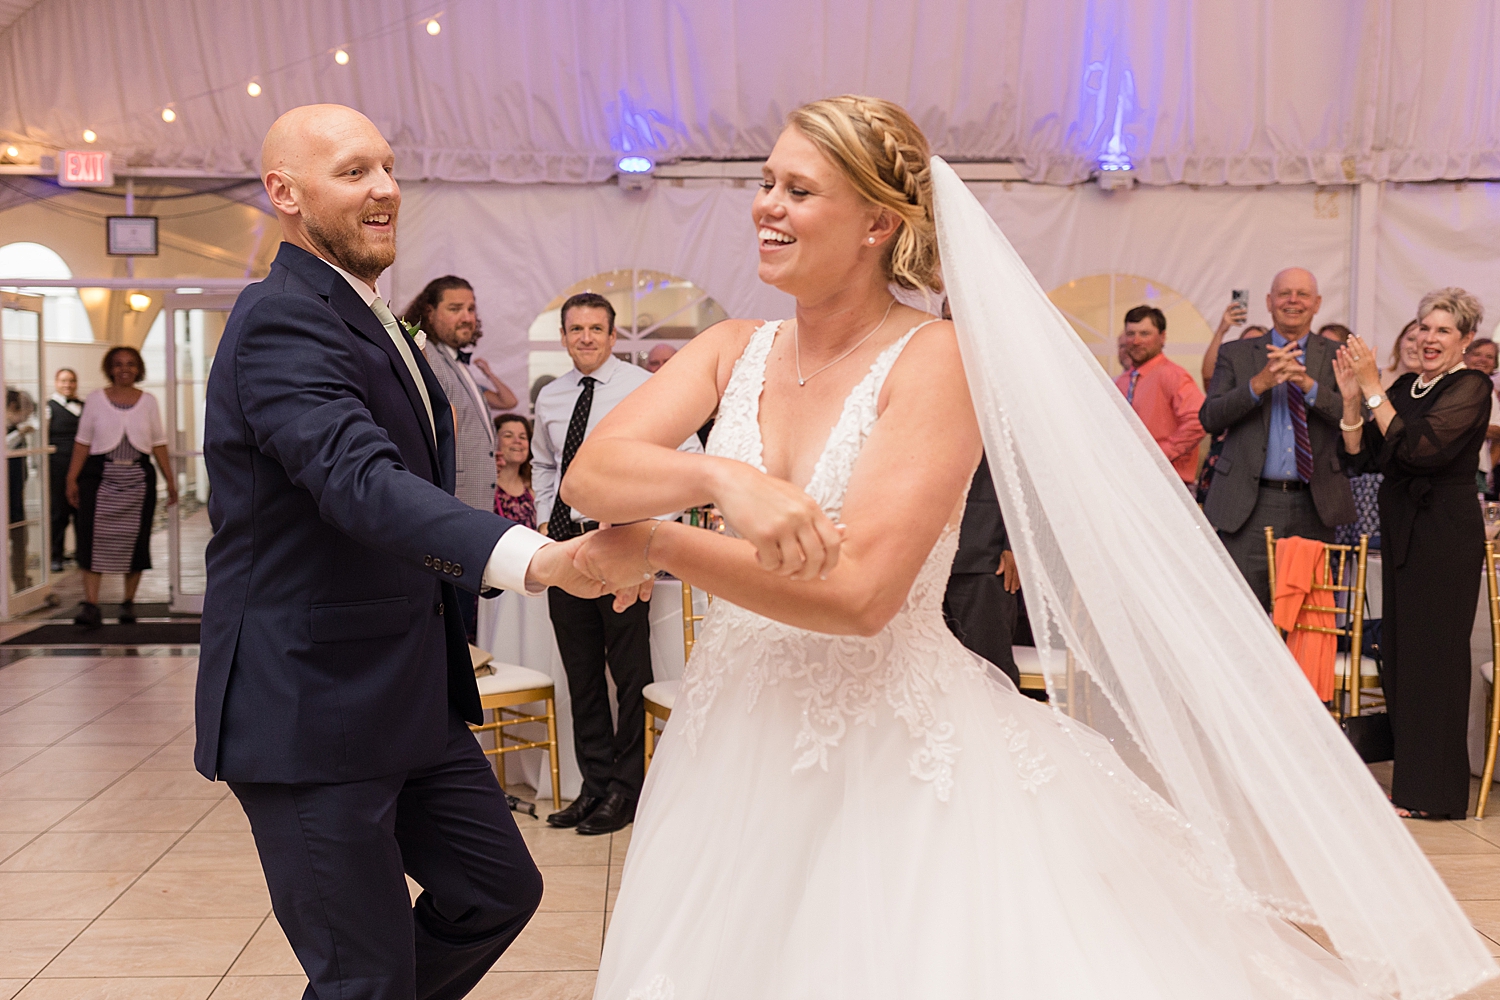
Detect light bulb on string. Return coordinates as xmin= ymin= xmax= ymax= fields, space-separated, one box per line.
xmin=83 ymin=129 xmax=97 ymax=143
xmin=247 ymin=81 xmax=262 ymax=97
xmin=426 ymin=18 xmax=441 ymax=35
xmin=334 ymin=48 xmax=350 ymax=65
xmin=161 ymin=107 xmax=177 ymax=123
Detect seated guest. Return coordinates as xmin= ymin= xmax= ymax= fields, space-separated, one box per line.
xmin=494 ymin=414 xmax=535 ymax=530
xmin=1115 ymin=305 xmax=1205 ymax=488
xmin=943 ymin=454 xmax=1020 ymax=687
xmin=1335 ymin=287 xmax=1492 ymax=819
xmin=1199 ymin=268 xmax=1354 ymax=609
xmin=644 ymin=344 xmax=677 ymax=373
xmin=1317 ymin=323 xmax=1352 ymax=345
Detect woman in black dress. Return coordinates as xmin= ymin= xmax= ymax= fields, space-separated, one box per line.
xmin=1335 ymin=287 xmax=1492 ymax=819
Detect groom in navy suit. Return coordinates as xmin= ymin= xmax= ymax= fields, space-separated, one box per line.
xmin=196 ymin=105 xmax=612 ymax=1000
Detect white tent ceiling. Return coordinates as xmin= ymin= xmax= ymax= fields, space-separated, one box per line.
xmin=3 ymin=0 xmax=1500 ymax=186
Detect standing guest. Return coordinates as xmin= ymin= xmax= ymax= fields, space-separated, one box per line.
xmin=1114 ymin=305 xmax=1205 ymax=488
xmin=1199 ymin=268 xmax=1354 ymax=609
xmin=198 ymin=105 xmax=607 ymax=1000
xmin=1318 ymin=323 xmax=1352 ymax=345
xmin=644 ymin=343 xmax=677 ymax=373
xmin=1460 ymin=338 xmax=1500 ymax=493
xmin=64 ymin=347 xmax=175 ymax=627
xmin=47 ymin=368 xmax=82 ymax=572
xmin=494 ymin=414 xmax=535 ymax=530
xmin=534 ymin=292 xmax=703 ymax=835
xmin=1383 ymin=319 xmax=1422 ymax=389
xmin=5 ymin=390 xmax=34 ymax=591
xmin=1467 ymin=337 xmax=1499 ymax=376
xmin=1200 ymin=300 xmax=1251 ymax=385
xmin=942 ymin=454 xmax=1020 ymax=686
xmin=406 ymin=276 xmax=497 ymax=640
xmin=1116 ymin=330 xmax=1133 ymax=373
xmin=1335 ymin=288 xmax=1492 ymax=819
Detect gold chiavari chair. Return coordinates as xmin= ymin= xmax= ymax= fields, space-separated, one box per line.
xmin=643 ymin=578 xmax=705 ymax=774
xmin=467 ymin=646 xmax=563 ymax=809
xmin=1476 ymin=540 xmax=1500 ymax=818
xmin=1264 ymin=528 xmax=1375 ymax=720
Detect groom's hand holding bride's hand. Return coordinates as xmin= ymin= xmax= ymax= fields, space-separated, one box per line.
xmin=571 ymin=523 xmax=658 ymax=613
xmin=526 ymin=537 xmax=612 ymax=600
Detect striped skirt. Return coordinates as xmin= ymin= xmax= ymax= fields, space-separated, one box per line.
xmin=76 ymin=455 xmax=154 ymax=575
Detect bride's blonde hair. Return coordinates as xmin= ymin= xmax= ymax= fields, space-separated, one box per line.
xmin=787 ymin=95 xmax=942 ymax=293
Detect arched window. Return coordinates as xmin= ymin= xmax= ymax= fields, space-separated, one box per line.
xmin=527 ymin=269 xmax=728 ymax=403
xmin=1048 ymin=273 xmax=1213 ymax=386
xmin=0 ymin=242 xmax=97 ymax=343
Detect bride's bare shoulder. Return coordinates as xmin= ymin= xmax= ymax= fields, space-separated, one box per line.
xmin=692 ymin=317 xmax=777 ymax=389
xmin=884 ymin=317 xmax=963 ymax=393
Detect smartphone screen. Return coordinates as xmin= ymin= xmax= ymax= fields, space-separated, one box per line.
xmin=1231 ymin=289 xmax=1249 ymax=311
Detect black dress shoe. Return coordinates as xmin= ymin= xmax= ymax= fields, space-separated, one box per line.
xmin=73 ymin=602 xmax=102 ymax=628
xmin=117 ymin=601 xmax=136 ymax=625
xmin=546 ymin=795 xmax=603 ymax=828
xmin=576 ymin=791 xmax=635 ymax=836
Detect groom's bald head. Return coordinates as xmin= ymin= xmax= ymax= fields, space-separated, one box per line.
xmin=261 ymin=104 xmax=400 ymax=285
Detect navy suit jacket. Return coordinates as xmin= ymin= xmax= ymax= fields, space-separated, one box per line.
xmin=196 ymin=242 xmax=519 ymax=784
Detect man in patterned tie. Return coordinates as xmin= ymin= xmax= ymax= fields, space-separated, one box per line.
xmin=1113 ymin=305 xmax=1205 ymax=489
xmin=532 ymin=292 xmax=703 ymax=834
xmin=1200 ymin=268 xmax=1355 ymax=609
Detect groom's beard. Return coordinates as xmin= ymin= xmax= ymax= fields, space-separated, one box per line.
xmin=305 ymin=206 xmax=397 ymax=286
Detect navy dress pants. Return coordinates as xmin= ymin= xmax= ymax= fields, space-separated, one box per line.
xmin=230 ymin=709 xmax=542 ymax=1000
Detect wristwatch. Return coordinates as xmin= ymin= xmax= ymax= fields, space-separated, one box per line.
xmin=1365 ymin=392 xmax=1384 ymax=409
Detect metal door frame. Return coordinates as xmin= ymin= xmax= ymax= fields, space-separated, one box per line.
xmin=163 ymin=292 xmax=238 ymax=615
xmin=0 ymin=291 xmax=52 ymax=618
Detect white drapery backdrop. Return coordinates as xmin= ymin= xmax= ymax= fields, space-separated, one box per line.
xmin=4 ymin=0 xmax=1500 ymax=185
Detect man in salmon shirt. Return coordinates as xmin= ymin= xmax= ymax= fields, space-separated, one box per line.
xmin=1115 ymin=304 xmax=1205 ymax=488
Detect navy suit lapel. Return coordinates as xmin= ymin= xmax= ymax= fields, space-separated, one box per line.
xmin=326 ymin=278 xmax=444 ymax=473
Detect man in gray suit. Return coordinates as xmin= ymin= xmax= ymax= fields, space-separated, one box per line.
xmin=406 ymin=275 xmax=496 ymax=639
xmin=1199 ymin=268 xmax=1355 ymax=609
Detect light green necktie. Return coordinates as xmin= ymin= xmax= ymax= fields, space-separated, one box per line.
xmin=368 ymin=295 xmax=436 ymax=446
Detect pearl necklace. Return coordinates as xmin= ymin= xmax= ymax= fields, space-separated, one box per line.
xmin=793 ymin=298 xmax=896 ymax=387
xmin=1410 ymin=361 xmax=1467 ymax=399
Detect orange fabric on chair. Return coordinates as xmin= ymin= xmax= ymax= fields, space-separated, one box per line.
xmin=1272 ymin=536 xmax=1336 ymax=701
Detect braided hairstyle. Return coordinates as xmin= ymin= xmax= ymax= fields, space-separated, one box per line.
xmin=786 ymin=96 xmax=941 ymax=293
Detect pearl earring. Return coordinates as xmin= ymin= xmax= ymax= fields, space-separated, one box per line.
xmin=867 ymin=237 xmax=876 ymax=244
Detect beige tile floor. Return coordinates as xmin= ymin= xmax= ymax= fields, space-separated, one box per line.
xmin=2 ymin=651 xmax=1500 ymax=999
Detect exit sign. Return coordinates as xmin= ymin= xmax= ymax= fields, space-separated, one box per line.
xmin=57 ymin=150 xmax=113 ymax=187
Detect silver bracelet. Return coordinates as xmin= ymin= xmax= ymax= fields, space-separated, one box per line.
xmin=641 ymin=521 xmax=662 ymax=581
xmin=1338 ymin=416 xmax=1365 ymax=432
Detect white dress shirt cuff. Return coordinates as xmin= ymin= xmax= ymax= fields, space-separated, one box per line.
xmin=482 ymin=525 xmax=552 ymax=596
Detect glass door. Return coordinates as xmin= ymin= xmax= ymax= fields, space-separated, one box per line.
xmin=163 ymin=292 xmax=234 ymax=614
xmin=0 ymin=292 xmax=52 ymax=617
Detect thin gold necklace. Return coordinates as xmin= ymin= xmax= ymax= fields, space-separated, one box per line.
xmin=793 ymin=299 xmax=896 ymax=387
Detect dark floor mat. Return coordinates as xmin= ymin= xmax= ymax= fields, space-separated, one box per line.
xmin=46 ymin=602 xmax=174 ymax=620
xmin=3 ymin=622 xmax=201 ymax=645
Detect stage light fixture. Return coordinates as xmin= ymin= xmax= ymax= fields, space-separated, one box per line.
xmin=617 ymin=155 xmax=654 ymax=174
xmin=161 ymin=107 xmax=177 ymax=123
xmin=127 ymin=292 xmax=151 ymax=312
xmin=247 ymin=81 xmax=262 ymax=97
xmin=83 ymin=130 xmax=97 ymax=143
xmin=426 ymin=18 xmax=441 ymax=35
xmin=335 ymin=48 xmax=350 ymax=65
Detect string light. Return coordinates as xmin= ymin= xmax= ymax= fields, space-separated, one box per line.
xmin=161 ymin=107 xmax=177 ymax=123
xmin=246 ymin=81 xmax=262 ymax=97
xmin=5 ymin=146 xmax=18 ymax=158
xmin=334 ymin=48 xmax=350 ymax=65
xmin=426 ymin=18 xmax=441 ymax=34
xmin=82 ymin=129 xmax=97 ymax=143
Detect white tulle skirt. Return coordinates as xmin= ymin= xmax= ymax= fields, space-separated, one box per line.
xmin=594 ymin=626 xmax=1382 ymax=1000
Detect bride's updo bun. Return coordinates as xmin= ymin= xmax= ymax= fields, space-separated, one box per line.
xmin=787 ymin=95 xmax=942 ymax=293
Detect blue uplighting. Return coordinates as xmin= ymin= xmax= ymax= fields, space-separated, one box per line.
xmin=617 ymin=155 xmax=655 ymax=174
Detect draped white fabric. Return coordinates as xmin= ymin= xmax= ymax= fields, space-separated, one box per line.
xmin=4 ymin=0 xmax=1500 ymax=185
xmin=1376 ymin=181 xmax=1500 ymax=348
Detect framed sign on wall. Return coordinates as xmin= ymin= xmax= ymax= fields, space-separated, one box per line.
xmin=106 ymin=216 xmax=159 ymax=256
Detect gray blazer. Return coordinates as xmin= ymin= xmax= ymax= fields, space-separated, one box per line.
xmin=1198 ymin=333 xmax=1355 ymax=533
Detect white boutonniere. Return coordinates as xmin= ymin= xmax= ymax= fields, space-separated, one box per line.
xmin=399 ymin=319 xmax=427 ymax=352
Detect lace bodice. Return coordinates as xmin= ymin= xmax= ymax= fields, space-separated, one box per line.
xmin=674 ymin=319 xmax=982 ymax=800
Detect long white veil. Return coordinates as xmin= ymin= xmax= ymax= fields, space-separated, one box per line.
xmin=930 ymin=156 xmax=1495 ymax=999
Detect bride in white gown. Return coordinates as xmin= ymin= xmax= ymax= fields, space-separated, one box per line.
xmin=563 ymin=96 xmax=1495 ymax=999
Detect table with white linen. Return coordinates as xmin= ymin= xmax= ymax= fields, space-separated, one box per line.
xmin=474 ymin=579 xmax=708 ymax=801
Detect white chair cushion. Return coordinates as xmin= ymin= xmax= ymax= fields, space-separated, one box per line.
xmin=1333 ymin=652 xmax=1381 ymax=679
xmin=1483 ymin=661 xmax=1494 ymax=685
xmin=475 ymin=662 xmax=554 ymax=696
xmin=643 ymin=680 xmax=679 ymax=711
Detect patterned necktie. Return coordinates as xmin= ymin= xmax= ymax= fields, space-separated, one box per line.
xmin=547 ymin=376 xmax=596 ymax=541
xmin=1287 ymin=381 xmax=1315 ymax=482
xmin=1126 ymin=369 xmax=1141 ymax=405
